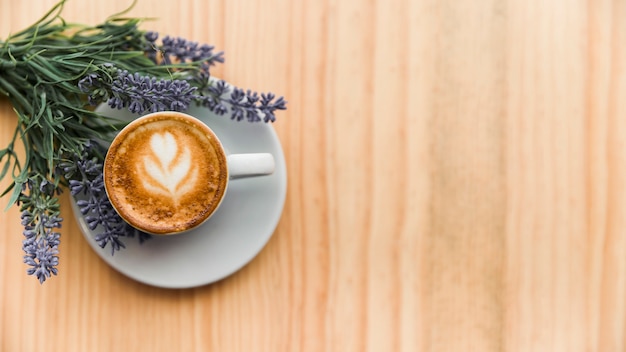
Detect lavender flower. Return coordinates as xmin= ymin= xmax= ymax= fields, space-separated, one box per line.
xmin=79 ymin=68 xmax=198 ymax=114
xmin=61 ymin=141 xmax=151 ymax=255
xmin=200 ymin=81 xmax=287 ymax=123
xmin=258 ymin=93 xmax=287 ymax=123
xmin=77 ymin=72 xmax=108 ymax=106
xmin=144 ymin=32 xmax=225 ymax=68
xmin=23 ymin=230 xmax=60 ymax=284
xmin=19 ymin=179 xmax=63 ymax=284
xmin=78 ymin=66 xmax=287 ymax=123
xmin=111 ymin=70 xmax=198 ymax=113
xmin=201 ymin=79 xmax=230 ymax=115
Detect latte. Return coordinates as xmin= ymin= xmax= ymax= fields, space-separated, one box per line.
xmin=103 ymin=112 xmax=228 ymax=235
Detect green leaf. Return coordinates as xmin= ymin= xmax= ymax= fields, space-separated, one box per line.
xmin=3 ymin=163 xmax=29 ymax=210
xmin=0 ymin=156 xmax=11 ymax=181
xmin=3 ymin=181 xmax=21 ymax=211
xmin=0 ymin=182 xmax=14 ymax=198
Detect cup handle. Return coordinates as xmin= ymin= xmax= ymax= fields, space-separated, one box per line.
xmin=227 ymin=153 xmax=275 ymax=179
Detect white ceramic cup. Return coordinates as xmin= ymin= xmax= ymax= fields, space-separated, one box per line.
xmin=103 ymin=111 xmax=274 ymax=235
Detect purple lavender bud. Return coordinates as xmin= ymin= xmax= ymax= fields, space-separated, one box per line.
xmin=128 ymin=100 xmax=144 ymax=114
xmin=108 ymin=96 xmax=125 ymax=110
xmin=145 ymin=31 xmax=158 ymax=43
xmin=77 ymin=73 xmax=99 ymax=93
xmin=41 ymin=214 xmax=62 ymax=228
xmin=69 ymin=179 xmax=86 ymax=195
xmin=213 ymin=102 xmax=228 ymax=116
xmin=46 ymin=231 xmax=61 ymax=248
xmin=208 ymin=80 xmax=229 ymax=96
xmin=85 ymin=215 xmax=100 ymax=231
xmin=95 ymin=222 xmax=127 ymax=255
xmin=23 ymin=229 xmax=37 ymax=238
xmin=22 ymin=228 xmax=60 ymax=284
xmin=21 ymin=211 xmax=33 ymax=225
xmin=76 ymin=199 xmax=92 ymax=215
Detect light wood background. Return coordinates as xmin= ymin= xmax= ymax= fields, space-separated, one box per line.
xmin=1 ymin=0 xmax=625 ymax=351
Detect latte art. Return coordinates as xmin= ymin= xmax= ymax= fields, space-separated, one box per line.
xmin=142 ymin=132 xmax=198 ymax=202
xmin=103 ymin=113 xmax=228 ymax=235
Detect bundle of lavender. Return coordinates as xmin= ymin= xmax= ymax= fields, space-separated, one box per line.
xmin=0 ymin=1 xmax=286 ymax=283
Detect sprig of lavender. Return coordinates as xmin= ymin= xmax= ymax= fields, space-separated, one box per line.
xmin=144 ymin=32 xmax=225 ymax=68
xmin=79 ymin=66 xmax=198 ymax=114
xmin=79 ymin=65 xmax=287 ymax=122
xmin=18 ymin=177 xmax=63 ymax=284
xmin=59 ymin=141 xmax=151 ymax=255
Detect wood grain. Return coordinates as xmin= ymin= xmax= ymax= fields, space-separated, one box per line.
xmin=0 ymin=0 xmax=625 ymax=351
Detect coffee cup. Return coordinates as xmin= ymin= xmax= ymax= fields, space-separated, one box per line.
xmin=103 ymin=111 xmax=275 ymax=235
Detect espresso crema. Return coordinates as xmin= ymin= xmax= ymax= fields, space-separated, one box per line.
xmin=103 ymin=113 xmax=228 ymax=235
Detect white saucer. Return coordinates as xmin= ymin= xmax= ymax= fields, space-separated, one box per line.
xmin=71 ymin=104 xmax=287 ymax=288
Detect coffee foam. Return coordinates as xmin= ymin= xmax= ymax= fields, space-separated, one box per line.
xmin=104 ymin=114 xmax=228 ymax=235
xmin=142 ymin=131 xmax=198 ymax=199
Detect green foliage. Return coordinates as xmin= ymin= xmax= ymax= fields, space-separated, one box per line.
xmin=0 ymin=0 xmax=211 ymax=209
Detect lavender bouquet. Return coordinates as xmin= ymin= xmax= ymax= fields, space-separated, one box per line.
xmin=0 ymin=1 xmax=286 ymax=283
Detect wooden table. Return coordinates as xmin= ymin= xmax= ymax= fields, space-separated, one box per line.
xmin=1 ymin=0 xmax=625 ymax=351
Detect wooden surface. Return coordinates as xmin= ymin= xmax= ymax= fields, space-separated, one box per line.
xmin=1 ymin=0 xmax=625 ymax=351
